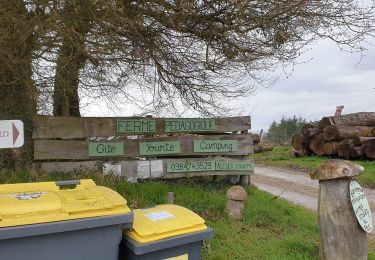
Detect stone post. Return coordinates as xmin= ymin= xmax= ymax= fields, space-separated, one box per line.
xmin=310 ymin=159 xmax=367 ymax=260
xmin=226 ymin=186 xmax=247 ymax=220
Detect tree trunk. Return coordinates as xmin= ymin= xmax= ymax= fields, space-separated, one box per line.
xmin=323 ymin=125 xmax=375 ymax=141
xmin=320 ymin=112 xmax=375 ymax=128
xmin=252 ymin=134 xmax=260 ymax=145
xmin=0 ymin=1 xmax=36 ymax=167
xmin=253 ymin=144 xmax=274 ymax=153
xmin=309 ymin=133 xmax=326 ymax=156
xmin=318 ymin=178 xmax=367 ymax=260
xmin=337 ymin=139 xmax=354 ymax=159
xmin=322 ymin=142 xmax=339 ymax=156
xmin=353 ymin=137 xmax=375 ymax=146
xmin=53 ymin=0 xmax=92 ymax=117
xmin=302 ymin=122 xmax=321 ymax=138
xmin=350 ymin=145 xmax=364 ymax=159
xmin=364 ymin=140 xmax=375 ymax=159
xmin=292 ymin=134 xmax=310 ymax=156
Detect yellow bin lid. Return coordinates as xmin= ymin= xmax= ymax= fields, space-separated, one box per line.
xmin=126 ymin=204 xmax=207 ymax=243
xmin=0 ymin=179 xmax=131 ymax=228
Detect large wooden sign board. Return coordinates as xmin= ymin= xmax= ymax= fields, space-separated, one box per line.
xmin=33 ymin=116 xmax=250 ymax=139
xmin=34 ymin=134 xmax=252 ymax=160
xmin=33 ymin=116 xmax=253 ymax=181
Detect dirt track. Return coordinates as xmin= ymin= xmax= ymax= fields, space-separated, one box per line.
xmin=252 ymin=165 xmax=375 ymax=238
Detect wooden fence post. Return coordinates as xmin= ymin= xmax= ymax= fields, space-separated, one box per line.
xmin=167 ymin=192 xmax=174 ymax=204
xmin=310 ymin=160 xmax=367 ymax=260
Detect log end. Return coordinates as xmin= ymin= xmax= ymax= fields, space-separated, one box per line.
xmin=310 ymin=159 xmax=364 ymax=180
xmin=322 ymin=126 xmax=338 ymax=141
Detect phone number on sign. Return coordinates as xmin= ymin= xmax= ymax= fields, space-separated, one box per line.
xmin=167 ymin=161 xmax=215 ymax=172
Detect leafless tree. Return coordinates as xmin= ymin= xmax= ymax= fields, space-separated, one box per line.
xmin=40 ymin=0 xmax=375 ymax=116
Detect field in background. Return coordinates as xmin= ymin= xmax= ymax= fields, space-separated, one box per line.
xmin=252 ymin=146 xmax=375 ymax=188
xmin=1 ymin=168 xmax=375 ymax=259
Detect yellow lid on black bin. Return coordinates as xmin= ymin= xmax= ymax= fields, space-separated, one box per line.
xmin=126 ymin=204 xmax=207 ymax=243
xmin=0 ymin=179 xmax=131 ymax=228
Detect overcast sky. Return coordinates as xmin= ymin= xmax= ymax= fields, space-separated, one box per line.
xmin=84 ymin=38 xmax=375 ymax=134
xmin=241 ymin=39 xmax=375 ymax=133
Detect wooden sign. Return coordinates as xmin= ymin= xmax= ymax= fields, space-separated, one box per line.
xmin=215 ymin=161 xmax=254 ymax=171
xmin=194 ymin=140 xmax=238 ymax=152
xmin=167 ymin=160 xmax=254 ymax=173
xmin=33 ymin=116 xmax=250 ymax=139
xmin=88 ymin=142 xmax=124 ymax=157
xmin=0 ymin=120 xmax=24 ymax=149
xmin=349 ymin=180 xmax=372 ymax=233
xmin=165 ymin=119 xmax=215 ymax=133
xmin=40 ymin=158 xmax=255 ymax=179
xmin=117 ymin=119 xmax=155 ymax=133
xmin=139 ymin=141 xmax=181 ymax=155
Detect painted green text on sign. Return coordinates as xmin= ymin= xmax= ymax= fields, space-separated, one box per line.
xmin=140 ymin=141 xmax=181 ymax=156
xmin=165 ymin=119 xmax=215 ymax=133
xmin=194 ymin=140 xmax=238 ymax=153
xmin=89 ymin=142 xmax=124 ymax=157
xmin=117 ymin=119 xmax=155 ymax=133
xmin=167 ymin=161 xmax=215 ymax=172
xmin=215 ymin=161 xmax=254 ymax=171
xmin=167 ymin=160 xmax=254 ymax=173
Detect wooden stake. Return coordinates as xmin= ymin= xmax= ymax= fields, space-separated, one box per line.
xmin=167 ymin=192 xmax=174 ymax=204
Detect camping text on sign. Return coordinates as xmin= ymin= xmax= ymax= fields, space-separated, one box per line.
xmin=194 ymin=140 xmax=238 ymax=153
xmin=0 ymin=120 xmax=24 ymax=149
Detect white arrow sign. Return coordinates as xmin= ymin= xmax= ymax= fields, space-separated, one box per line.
xmin=0 ymin=120 xmax=24 ymax=149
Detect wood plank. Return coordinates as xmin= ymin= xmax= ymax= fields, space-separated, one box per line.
xmin=322 ymin=125 xmax=375 ymax=141
xmin=40 ymin=158 xmax=255 ymax=179
xmin=318 ymin=178 xmax=367 ymax=259
xmin=34 ymin=134 xmax=253 ymax=160
xmin=320 ymin=112 xmax=375 ymax=128
xmin=33 ymin=116 xmax=251 ymax=139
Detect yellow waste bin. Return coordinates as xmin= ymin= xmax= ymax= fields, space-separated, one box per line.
xmin=120 ymin=204 xmax=213 ymax=260
xmin=0 ymin=179 xmax=133 ymax=260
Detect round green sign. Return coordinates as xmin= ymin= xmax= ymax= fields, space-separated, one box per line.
xmin=349 ymin=180 xmax=372 ymax=233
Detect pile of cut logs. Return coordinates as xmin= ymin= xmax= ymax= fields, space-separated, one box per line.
xmin=252 ymin=134 xmax=274 ymax=153
xmin=292 ymin=112 xmax=375 ymax=159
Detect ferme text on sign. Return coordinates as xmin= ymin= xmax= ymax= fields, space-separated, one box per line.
xmin=88 ymin=142 xmax=124 ymax=157
xmin=117 ymin=119 xmax=156 ymax=133
xmin=193 ymin=140 xmax=238 ymax=153
xmin=165 ymin=119 xmax=215 ymax=133
xmin=167 ymin=160 xmax=254 ymax=173
xmin=139 ymin=141 xmax=181 ymax=156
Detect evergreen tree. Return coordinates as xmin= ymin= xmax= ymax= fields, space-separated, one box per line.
xmin=266 ymin=116 xmax=307 ymax=144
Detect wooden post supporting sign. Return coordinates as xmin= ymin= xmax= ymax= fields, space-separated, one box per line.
xmin=311 ymin=160 xmax=369 ymax=260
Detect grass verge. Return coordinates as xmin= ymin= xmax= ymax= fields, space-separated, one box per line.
xmin=1 ymin=169 xmax=375 ymax=259
xmin=251 ymin=146 xmax=375 ymax=188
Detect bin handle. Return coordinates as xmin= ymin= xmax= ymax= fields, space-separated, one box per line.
xmin=55 ymin=180 xmax=81 ymax=186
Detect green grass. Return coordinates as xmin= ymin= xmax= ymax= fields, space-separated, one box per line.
xmin=251 ymin=146 xmax=375 ymax=188
xmin=1 ymin=168 xmax=375 ymax=259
